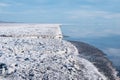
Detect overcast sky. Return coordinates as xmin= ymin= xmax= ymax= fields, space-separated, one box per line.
xmin=0 ymin=0 xmax=120 ymax=24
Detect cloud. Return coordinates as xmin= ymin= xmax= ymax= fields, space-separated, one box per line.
xmin=0 ymin=2 xmax=9 ymax=7
xmin=66 ymin=9 xmax=120 ymax=19
xmin=0 ymin=0 xmax=120 ymax=23
xmin=105 ymin=13 xmax=120 ymax=19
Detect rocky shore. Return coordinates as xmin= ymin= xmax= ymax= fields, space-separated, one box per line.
xmin=70 ymin=41 xmax=120 ymax=80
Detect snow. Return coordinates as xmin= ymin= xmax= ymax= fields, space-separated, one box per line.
xmin=0 ymin=24 xmax=62 ymax=39
xmin=0 ymin=24 xmax=107 ymax=80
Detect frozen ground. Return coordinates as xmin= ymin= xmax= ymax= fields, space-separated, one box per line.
xmin=0 ymin=24 xmax=62 ymax=39
xmin=0 ymin=24 xmax=107 ymax=80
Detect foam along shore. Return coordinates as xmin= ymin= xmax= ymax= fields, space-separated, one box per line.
xmin=0 ymin=23 xmax=109 ymax=80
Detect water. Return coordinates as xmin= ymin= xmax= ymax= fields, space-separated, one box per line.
xmin=61 ymin=25 xmax=120 ymax=76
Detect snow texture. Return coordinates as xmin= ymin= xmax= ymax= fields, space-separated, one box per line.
xmin=0 ymin=24 xmax=62 ymax=39
xmin=0 ymin=24 xmax=107 ymax=80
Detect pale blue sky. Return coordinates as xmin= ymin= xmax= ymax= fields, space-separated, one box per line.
xmin=0 ymin=0 xmax=120 ymax=24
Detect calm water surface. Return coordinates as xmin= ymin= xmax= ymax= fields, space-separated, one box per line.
xmin=61 ymin=25 xmax=120 ymax=75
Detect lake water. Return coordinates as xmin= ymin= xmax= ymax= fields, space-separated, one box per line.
xmin=61 ymin=25 xmax=120 ymax=76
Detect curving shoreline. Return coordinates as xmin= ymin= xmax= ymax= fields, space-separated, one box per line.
xmin=70 ymin=40 xmax=120 ymax=80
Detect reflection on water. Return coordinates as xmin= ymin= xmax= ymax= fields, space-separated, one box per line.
xmin=61 ymin=25 xmax=120 ymax=75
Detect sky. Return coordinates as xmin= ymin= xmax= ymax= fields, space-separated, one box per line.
xmin=0 ymin=0 xmax=120 ymax=24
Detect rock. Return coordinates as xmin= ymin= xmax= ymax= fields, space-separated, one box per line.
xmin=0 ymin=63 xmax=8 ymax=76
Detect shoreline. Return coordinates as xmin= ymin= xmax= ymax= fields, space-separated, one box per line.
xmin=70 ymin=40 xmax=120 ymax=80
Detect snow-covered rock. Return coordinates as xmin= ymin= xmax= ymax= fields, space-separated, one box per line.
xmin=0 ymin=24 xmax=107 ymax=80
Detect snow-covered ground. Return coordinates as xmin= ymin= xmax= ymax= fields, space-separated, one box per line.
xmin=0 ymin=24 xmax=62 ymax=39
xmin=0 ymin=24 xmax=107 ymax=80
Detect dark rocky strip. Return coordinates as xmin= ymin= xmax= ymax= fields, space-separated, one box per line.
xmin=70 ymin=41 xmax=120 ymax=80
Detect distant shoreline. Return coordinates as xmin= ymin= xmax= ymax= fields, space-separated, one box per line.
xmin=70 ymin=40 xmax=120 ymax=80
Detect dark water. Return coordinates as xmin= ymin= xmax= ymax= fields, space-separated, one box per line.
xmin=61 ymin=25 xmax=120 ymax=76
